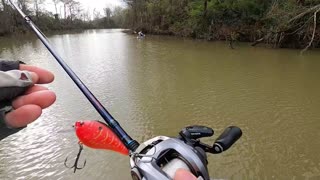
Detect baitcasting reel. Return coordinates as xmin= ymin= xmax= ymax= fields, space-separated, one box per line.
xmin=130 ymin=126 xmax=242 ymax=180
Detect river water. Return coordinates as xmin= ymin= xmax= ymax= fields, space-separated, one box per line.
xmin=0 ymin=29 xmax=320 ymax=179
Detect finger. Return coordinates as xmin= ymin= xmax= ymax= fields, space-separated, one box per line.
xmin=24 ymin=85 xmax=48 ymax=95
xmin=19 ymin=64 xmax=54 ymax=84
xmin=4 ymin=105 xmax=42 ymax=128
xmin=12 ymin=90 xmax=56 ymax=109
xmin=174 ymin=169 xmax=197 ymax=180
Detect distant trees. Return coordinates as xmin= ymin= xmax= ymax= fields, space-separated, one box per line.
xmin=1 ymin=0 xmax=318 ymax=49
xmin=59 ymin=0 xmax=81 ymax=21
xmin=92 ymin=5 xmax=126 ymax=28
xmin=122 ymin=0 xmax=320 ymax=49
xmin=0 ymin=0 xmax=127 ymax=36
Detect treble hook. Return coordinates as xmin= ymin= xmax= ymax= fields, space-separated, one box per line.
xmin=64 ymin=142 xmax=87 ymax=173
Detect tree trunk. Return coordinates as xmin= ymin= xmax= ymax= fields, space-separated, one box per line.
xmin=1 ymin=0 xmax=7 ymax=11
xmin=64 ymin=4 xmax=67 ymax=19
xmin=34 ymin=0 xmax=39 ymax=19
xmin=204 ymin=0 xmax=208 ymax=17
xmin=297 ymin=0 xmax=305 ymax=6
xmin=69 ymin=6 xmax=72 ymax=21
xmin=54 ymin=2 xmax=58 ymax=15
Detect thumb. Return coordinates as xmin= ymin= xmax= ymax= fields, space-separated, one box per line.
xmin=174 ymin=169 xmax=197 ymax=180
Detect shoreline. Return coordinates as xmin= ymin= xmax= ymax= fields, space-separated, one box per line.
xmin=123 ymin=29 xmax=320 ymax=51
xmin=1 ymin=28 xmax=319 ymax=52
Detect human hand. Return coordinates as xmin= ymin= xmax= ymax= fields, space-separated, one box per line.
xmin=4 ymin=64 xmax=56 ymax=128
xmin=174 ymin=169 xmax=197 ymax=180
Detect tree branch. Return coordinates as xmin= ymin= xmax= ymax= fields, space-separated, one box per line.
xmin=288 ymin=4 xmax=320 ymax=24
xmin=301 ymin=7 xmax=320 ymax=54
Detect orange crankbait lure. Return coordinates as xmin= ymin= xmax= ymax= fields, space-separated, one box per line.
xmin=74 ymin=120 xmax=129 ymax=155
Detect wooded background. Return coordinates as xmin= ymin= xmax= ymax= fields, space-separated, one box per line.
xmin=1 ymin=0 xmax=319 ymax=49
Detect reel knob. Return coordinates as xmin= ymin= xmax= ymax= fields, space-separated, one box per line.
xmin=212 ymin=126 xmax=242 ymax=153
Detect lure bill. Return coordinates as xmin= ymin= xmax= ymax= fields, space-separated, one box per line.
xmin=74 ymin=120 xmax=129 ymax=155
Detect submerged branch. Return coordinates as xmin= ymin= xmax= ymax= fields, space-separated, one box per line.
xmin=301 ymin=7 xmax=320 ymax=54
xmin=251 ymin=37 xmax=264 ymax=46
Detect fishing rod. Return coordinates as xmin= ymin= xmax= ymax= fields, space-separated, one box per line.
xmin=8 ymin=0 xmax=139 ymax=152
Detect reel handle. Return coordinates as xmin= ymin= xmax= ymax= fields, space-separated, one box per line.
xmin=212 ymin=126 xmax=242 ymax=154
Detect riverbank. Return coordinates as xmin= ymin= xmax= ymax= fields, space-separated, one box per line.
xmin=126 ymin=25 xmax=320 ymax=51
xmin=124 ymin=1 xmax=320 ymax=51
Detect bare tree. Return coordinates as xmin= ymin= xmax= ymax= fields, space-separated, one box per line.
xmin=59 ymin=0 xmax=81 ymax=21
xmin=52 ymin=0 xmax=59 ymax=17
xmin=33 ymin=0 xmax=45 ymax=18
xmin=73 ymin=1 xmax=82 ymax=20
xmin=1 ymin=0 xmax=7 ymax=11
xmin=60 ymin=0 xmax=71 ymax=19
xmin=104 ymin=6 xmax=112 ymax=24
xmin=81 ymin=7 xmax=91 ymax=21
xmin=67 ymin=0 xmax=80 ymax=21
xmin=17 ymin=0 xmax=30 ymax=12
xmin=93 ymin=8 xmax=101 ymax=20
xmin=104 ymin=7 xmax=112 ymax=19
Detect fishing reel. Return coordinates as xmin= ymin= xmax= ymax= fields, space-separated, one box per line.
xmin=130 ymin=126 xmax=242 ymax=180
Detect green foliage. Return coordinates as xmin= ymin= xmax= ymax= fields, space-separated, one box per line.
xmin=124 ymin=0 xmax=272 ymax=37
xmin=206 ymin=0 xmax=267 ymax=25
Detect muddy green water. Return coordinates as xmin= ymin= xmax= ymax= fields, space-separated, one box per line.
xmin=0 ymin=29 xmax=320 ymax=179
